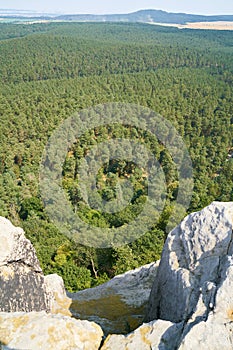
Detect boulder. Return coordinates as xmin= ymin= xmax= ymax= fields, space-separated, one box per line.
xmin=0 ymin=216 xmax=71 ymax=315
xmin=1 ymin=202 xmax=233 ymax=349
xmin=0 ymin=216 xmax=103 ymax=349
xmin=146 ymin=202 xmax=233 ymax=324
xmin=44 ymin=274 xmax=72 ymax=316
xmin=101 ymin=320 xmax=183 ymax=350
xmin=70 ymin=261 xmax=159 ymax=334
xmin=0 ymin=311 xmax=103 ymax=350
xmin=102 ymin=202 xmax=233 ymax=349
xmin=178 ymin=254 xmax=233 ymax=349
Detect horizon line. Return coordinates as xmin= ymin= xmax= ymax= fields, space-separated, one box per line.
xmin=0 ymin=8 xmax=232 ymax=17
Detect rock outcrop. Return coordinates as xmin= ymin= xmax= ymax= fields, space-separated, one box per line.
xmin=178 ymin=254 xmax=233 ymax=349
xmin=146 ymin=201 xmax=233 ymax=324
xmin=0 ymin=216 xmax=71 ymax=315
xmin=0 ymin=216 xmax=105 ymax=350
xmin=1 ymin=202 xmax=233 ymax=349
xmin=103 ymin=202 xmax=233 ymax=349
xmin=0 ymin=311 xmax=103 ymax=350
xmin=101 ymin=319 xmax=183 ymax=350
xmin=69 ymin=261 xmax=159 ymax=334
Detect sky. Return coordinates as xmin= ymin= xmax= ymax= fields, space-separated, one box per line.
xmin=0 ymin=0 xmax=232 ymax=15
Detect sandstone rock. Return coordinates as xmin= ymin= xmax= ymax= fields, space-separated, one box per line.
xmin=0 ymin=311 xmax=103 ymax=350
xmin=178 ymin=255 xmax=233 ymax=349
xmin=70 ymin=262 xmax=159 ymax=334
xmin=1 ymin=202 xmax=233 ymax=349
xmin=101 ymin=320 xmax=183 ymax=350
xmin=0 ymin=217 xmax=103 ymax=349
xmin=146 ymin=202 xmax=233 ymax=324
xmin=179 ymin=315 xmax=233 ymax=350
xmin=103 ymin=202 xmax=233 ymax=349
xmin=0 ymin=217 xmax=41 ymax=270
xmin=44 ymin=274 xmax=72 ymax=316
xmin=0 ymin=216 xmax=71 ymax=315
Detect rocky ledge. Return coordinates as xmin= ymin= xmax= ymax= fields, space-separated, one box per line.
xmin=0 ymin=311 xmax=103 ymax=350
xmin=0 ymin=216 xmax=104 ymax=350
xmin=69 ymin=261 xmax=159 ymax=335
xmin=103 ymin=202 xmax=233 ymax=349
xmin=0 ymin=201 xmax=233 ymax=350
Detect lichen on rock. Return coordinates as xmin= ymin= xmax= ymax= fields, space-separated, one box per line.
xmin=146 ymin=202 xmax=233 ymax=325
xmin=1 ymin=202 xmax=233 ymax=349
xmin=0 ymin=216 xmax=71 ymax=315
xmin=0 ymin=311 xmax=103 ymax=350
xmin=69 ymin=261 xmax=159 ymax=334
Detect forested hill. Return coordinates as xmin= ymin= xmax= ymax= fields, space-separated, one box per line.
xmin=0 ymin=22 xmax=232 ymax=292
xmin=56 ymin=10 xmax=233 ymax=24
xmin=0 ymin=9 xmax=233 ymax=24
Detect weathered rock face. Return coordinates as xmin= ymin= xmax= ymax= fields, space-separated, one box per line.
xmin=0 ymin=217 xmax=104 ymax=350
xmin=146 ymin=202 xmax=233 ymax=324
xmin=0 ymin=311 xmax=103 ymax=350
xmin=44 ymin=274 xmax=72 ymax=316
xmin=69 ymin=261 xmax=159 ymax=335
xmin=103 ymin=202 xmax=233 ymax=349
xmin=178 ymin=254 xmax=233 ymax=349
xmin=0 ymin=216 xmax=71 ymax=315
xmin=1 ymin=202 xmax=233 ymax=350
xmin=101 ymin=320 xmax=183 ymax=350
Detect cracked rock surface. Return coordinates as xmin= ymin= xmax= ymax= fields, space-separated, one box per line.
xmin=0 ymin=217 xmax=71 ymax=315
xmin=69 ymin=261 xmax=159 ymax=335
xmin=146 ymin=202 xmax=233 ymax=324
xmin=103 ymin=202 xmax=233 ymax=349
xmin=0 ymin=311 xmax=103 ymax=350
xmin=1 ymin=202 xmax=233 ymax=350
xmin=0 ymin=217 xmax=104 ymax=350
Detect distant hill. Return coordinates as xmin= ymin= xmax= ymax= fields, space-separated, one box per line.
xmin=0 ymin=9 xmax=233 ymax=24
xmin=56 ymin=10 xmax=233 ymax=24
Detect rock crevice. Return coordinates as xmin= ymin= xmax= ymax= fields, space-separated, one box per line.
xmin=103 ymin=202 xmax=233 ymax=349
xmin=0 ymin=217 xmax=71 ymax=315
xmin=0 ymin=202 xmax=233 ymax=349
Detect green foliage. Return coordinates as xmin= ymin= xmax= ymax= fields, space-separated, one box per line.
xmin=19 ymin=197 xmax=45 ymax=220
xmin=112 ymin=246 xmax=139 ymax=275
xmin=0 ymin=22 xmax=232 ymax=291
xmin=53 ymin=263 xmax=92 ymax=292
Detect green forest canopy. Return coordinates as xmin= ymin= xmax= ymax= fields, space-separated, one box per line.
xmin=0 ymin=22 xmax=232 ymax=291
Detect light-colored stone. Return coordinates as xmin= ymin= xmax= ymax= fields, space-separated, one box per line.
xmin=0 ymin=216 xmax=41 ymax=270
xmin=179 ymin=315 xmax=233 ymax=350
xmin=0 ymin=216 xmax=71 ymax=315
xmin=44 ymin=274 xmax=72 ymax=316
xmin=1 ymin=202 xmax=233 ymax=349
xmin=0 ymin=311 xmax=103 ymax=350
xmin=101 ymin=202 xmax=233 ymax=350
xmin=70 ymin=262 xmax=159 ymax=334
xmin=101 ymin=319 xmax=183 ymax=350
xmin=146 ymin=202 xmax=233 ymax=324
xmin=179 ymin=255 xmax=233 ymax=349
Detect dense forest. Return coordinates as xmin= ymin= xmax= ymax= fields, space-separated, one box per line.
xmin=0 ymin=22 xmax=232 ymax=291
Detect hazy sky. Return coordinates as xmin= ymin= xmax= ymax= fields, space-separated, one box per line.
xmin=0 ymin=0 xmax=232 ymax=15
